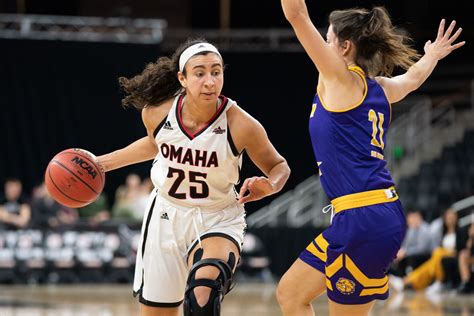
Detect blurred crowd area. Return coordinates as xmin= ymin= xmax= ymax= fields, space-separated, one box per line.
xmin=0 ymin=175 xmax=271 ymax=284
xmin=0 ymin=174 xmax=153 ymax=230
xmin=0 ymin=174 xmax=150 ymax=284
xmin=1 ymin=175 xmax=473 ymax=296
xmin=388 ymin=208 xmax=474 ymax=297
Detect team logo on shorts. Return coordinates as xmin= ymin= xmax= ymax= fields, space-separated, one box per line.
xmin=336 ymin=278 xmax=356 ymax=295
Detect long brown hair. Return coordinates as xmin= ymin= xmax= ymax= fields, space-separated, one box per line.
xmin=329 ymin=7 xmax=420 ymax=77
xmin=119 ymin=38 xmax=213 ymax=110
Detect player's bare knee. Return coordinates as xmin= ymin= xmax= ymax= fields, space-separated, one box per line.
xmin=277 ymin=279 xmax=311 ymax=309
xmin=277 ymin=275 xmax=301 ymax=307
xmin=276 ymin=281 xmax=292 ymax=307
xmin=193 ymin=286 xmax=212 ymax=307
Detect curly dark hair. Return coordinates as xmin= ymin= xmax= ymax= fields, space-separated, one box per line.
xmin=329 ymin=7 xmax=421 ymax=77
xmin=119 ymin=38 xmax=221 ymax=110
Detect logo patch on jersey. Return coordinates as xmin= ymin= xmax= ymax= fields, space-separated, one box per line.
xmin=385 ymin=188 xmax=397 ymax=199
xmin=310 ymin=103 xmax=317 ymax=118
xmin=160 ymin=212 xmax=169 ymax=220
xmin=212 ymin=126 xmax=226 ymax=134
xmin=336 ymin=278 xmax=356 ymax=295
xmin=317 ymin=161 xmax=322 ymax=176
xmin=164 ymin=121 xmax=173 ymax=130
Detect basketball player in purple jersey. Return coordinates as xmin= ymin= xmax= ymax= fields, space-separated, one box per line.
xmin=277 ymin=1 xmax=465 ymax=315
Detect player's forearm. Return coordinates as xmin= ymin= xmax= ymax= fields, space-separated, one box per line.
xmin=267 ymin=159 xmax=291 ymax=194
xmin=281 ymin=0 xmax=308 ymax=22
xmin=405 ymin=53 xmax=439 ymax=91
xmin=98 ymin=137 xmax=157 ymax=172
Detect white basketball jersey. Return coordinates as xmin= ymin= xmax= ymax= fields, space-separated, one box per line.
xmin=150 ymin=94 xmax=242 ymax=209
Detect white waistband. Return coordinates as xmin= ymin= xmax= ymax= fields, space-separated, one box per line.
xmin=155 ymin=189 xmax=238 ymax=212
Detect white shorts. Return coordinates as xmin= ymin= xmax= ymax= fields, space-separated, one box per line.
xmin=133 ymin=189 xmax=246 ymax=307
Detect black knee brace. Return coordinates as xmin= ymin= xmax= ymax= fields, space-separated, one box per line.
xmin=183 ymin=250 xmax=236 ymax=316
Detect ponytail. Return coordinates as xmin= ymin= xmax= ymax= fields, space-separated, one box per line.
xmin=329 ymin=7 xmax=420 ymax=77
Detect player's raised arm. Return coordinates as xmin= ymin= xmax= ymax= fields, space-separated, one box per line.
xmin=281 ymin=0 xmax=350 ymax=83
xmin=376 ymin=19 xmax=465 ymax=103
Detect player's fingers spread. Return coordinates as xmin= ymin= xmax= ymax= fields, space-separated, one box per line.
xmin=448 ymin=28 xmax=462 ymax=44
xmin=437 ymin=19 xmax=445 ymax=40
xmin=443 ymin=20 xmax=456 ymax=40
xmin=452 ymin=41 xmax=466 ymax=50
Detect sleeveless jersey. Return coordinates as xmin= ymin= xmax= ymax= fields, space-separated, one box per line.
xmin=150 ymin=94 xmax=241 ymax=209
xmin=308 ymin=66 xmax=395 ymax=200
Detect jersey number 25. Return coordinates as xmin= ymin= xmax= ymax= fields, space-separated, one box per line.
xmin=167 ymin=167 xmax=209 ymax=199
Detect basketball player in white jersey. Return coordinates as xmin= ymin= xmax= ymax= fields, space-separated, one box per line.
xmin=97 ymin=39 xmax=291 ymax=316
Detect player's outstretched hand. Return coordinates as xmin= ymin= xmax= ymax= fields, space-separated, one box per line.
xmin=424 ymin=19 xmax=465 ymax=60
xmin=238 ymin=176 xmax=276 ymax=204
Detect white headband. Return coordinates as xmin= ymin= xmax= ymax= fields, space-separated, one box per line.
xmin=179 ymin=43 xmax=222 ymax=72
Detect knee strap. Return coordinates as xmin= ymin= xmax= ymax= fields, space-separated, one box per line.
xmin=187 ymin=257 xmax=234 ymax=295
xmin=183 ymin=253 xmax=236 ymax=316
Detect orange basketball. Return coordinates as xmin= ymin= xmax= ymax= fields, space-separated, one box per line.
xmin=44 ymin=148 xmax=105 ymax=208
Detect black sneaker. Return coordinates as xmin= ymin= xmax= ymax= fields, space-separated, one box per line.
xmin=457 ymin=282 xmax=472 ymax=294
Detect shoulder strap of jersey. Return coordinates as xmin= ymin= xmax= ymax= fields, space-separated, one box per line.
xmin=153 ymin=94 xmax=182 ymax=137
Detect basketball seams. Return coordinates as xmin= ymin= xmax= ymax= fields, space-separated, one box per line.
xmin=52 ymin=159 xmax=101 ymax=195
xmin=46 ymin=166 xmax=90 ymax=204
xmin=61 ymin=150 xmax=105 ymax=183
xmin=45 ymin=148 xmax=105 ymax=208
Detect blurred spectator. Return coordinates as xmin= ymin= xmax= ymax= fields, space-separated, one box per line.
xmin=78 ymin=193 xmax=110 ymax=226
xmin=30 ymin=182 xmax=78 ymax=229
xmin=0 ymin=178 xmax=31 ymax=230
xmin=437 ymin=215 xmax=474 ymax=293
xmin=238 ymin=233 xmax=272 ymax=282
xmin=142 ymin=177 xmax=154 ymax=194
xmin=112 ymin=174 xmax=150 ymax=223
xmin=391 ymin=210 xmax=433 ymax=276
xmin=428 ymin=215 xmax=443 ymax=251
xmin=389 ymin=208 xmax=460 ymax=294
xmin=457 ymin=222 xmax=474 ymax=293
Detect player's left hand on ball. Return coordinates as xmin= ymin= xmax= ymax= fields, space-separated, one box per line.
xmin=238 ymin=176 xmax=275 ymax=204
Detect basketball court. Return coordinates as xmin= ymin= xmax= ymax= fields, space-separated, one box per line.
xmin=0 ymin=283 xmax=473 ymax=316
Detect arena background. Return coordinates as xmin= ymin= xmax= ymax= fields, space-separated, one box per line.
xmin=0 ymin=0 xmax=473 ymax=315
